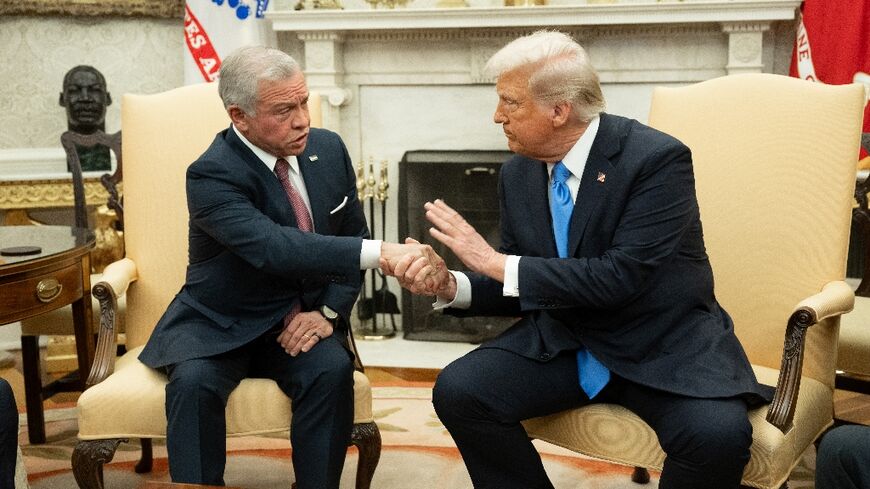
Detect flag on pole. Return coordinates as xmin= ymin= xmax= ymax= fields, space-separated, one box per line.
xmin=790 ymin=0 xmax=870 ymax=159
xmin=183 ymin=0 xmax=273 ymax=85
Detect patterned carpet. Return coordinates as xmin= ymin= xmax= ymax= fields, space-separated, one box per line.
xmin=20 ymin=386 xmax=818 ymax=489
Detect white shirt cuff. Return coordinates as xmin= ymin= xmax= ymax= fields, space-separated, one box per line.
xmin=502 ymin=255 xmax=521 ymax=297
xmin=433 ymin=270 xmax=472 ymax=310
xmin=360 ymin=239 xmax=382 ymax=270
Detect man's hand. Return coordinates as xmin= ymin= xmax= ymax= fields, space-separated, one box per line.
xmin=276 ymin=311 xmax=333 ymax=356
xmin=425 ymin=199 xmax=506 ymax=282
xmin=380 ymin=241 xmax=430 ymax=267
xmin=381 ymin=238 xmax=455 ymax=298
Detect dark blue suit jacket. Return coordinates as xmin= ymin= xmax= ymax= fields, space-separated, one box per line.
xmin=140 ymin=126 xmax=368 ymax=369
xmin=451 ymin=113 xmax=773 ymax=403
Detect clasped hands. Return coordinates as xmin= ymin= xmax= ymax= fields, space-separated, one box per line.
xmin=277 ymin=311 xmax=333 ymax=357
xmin=380 ymin=199 xmax=506 ymax=299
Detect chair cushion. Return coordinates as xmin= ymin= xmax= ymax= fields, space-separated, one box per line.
xmin=838 ymin=296 xmax=870 ymax=376
xmin=77 ymin=346 xmax=373 ymax=440
xmin=521 ymin=366 xmax=832 ymax=489
xmin=20 ymin=273 xmax=126 ymax=336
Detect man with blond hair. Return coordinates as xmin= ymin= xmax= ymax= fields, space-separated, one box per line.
xmin=388 ymin=31 xmax=773 ymax=489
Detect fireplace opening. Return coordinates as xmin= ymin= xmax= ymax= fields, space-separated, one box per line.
xmin=398 ymin=149 xmax=518 ymax=343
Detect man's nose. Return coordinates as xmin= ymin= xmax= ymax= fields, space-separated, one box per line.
xmin=293 ymin=110 xmax=310 ymax=129
xmin=493 ymin=108 xmax=506 ymax=124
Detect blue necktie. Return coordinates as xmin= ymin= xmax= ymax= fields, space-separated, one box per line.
xmin=550 ymin=161 xmax=611 ymax=399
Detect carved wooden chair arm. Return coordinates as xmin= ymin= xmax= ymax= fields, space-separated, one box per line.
xmin=85 ymin=258 xmax=139 ymax=388
xmin=766 ymin=280 xmax=854 ymax=433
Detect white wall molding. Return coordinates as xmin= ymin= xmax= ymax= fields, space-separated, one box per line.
xmin=0 ymin=148 xmax=66 ymax=177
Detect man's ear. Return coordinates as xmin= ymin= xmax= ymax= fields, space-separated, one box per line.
xmin=228 ymin=106 xmax=247 ymax=129
xmin=58 ymin=93 xmax=66 ymax=108
xmin=106 ymin=92 xmax=113 ymax=107
xmin=551 ymin=101 xmax=572 ymax=128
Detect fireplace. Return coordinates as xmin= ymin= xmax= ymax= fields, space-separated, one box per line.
xmin=398 ymin=149 xmax=517 ymax=343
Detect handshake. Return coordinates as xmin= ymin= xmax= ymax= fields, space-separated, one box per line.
xmin=380 ymin=238 xmax=454 ymax=299
xmin=377 ymin=199 xmax=505 ymax=300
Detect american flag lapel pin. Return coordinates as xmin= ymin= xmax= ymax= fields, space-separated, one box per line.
xmin=309 ymin=155 xmax=319 ymax=162
xmin=597 ymin=171 xmax=606 ymax=183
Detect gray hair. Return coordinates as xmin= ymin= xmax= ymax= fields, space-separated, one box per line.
xmin=484 ymin=31 xmax=606 ymax=121
xmin=218 ymin=46 xmax=302 ymax=116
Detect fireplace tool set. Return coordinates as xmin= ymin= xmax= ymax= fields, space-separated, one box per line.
xmin=354 ymin=158 xmax=400 ymax=340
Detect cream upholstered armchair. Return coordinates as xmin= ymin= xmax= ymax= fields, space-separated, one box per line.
xmin=522 ymin=74 xmax=866 ymax=489
xmin=70 ymin=83 xmax=381 ymax=489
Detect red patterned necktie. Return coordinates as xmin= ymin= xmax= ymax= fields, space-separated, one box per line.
xmin=274 ymin=157 xmax=313 ymax=326
xmin=274 ymin=157 xmax=313 ymax=232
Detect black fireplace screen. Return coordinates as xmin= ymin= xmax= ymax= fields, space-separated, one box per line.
xmin=398 ymin=150 xmax=517 ymax=343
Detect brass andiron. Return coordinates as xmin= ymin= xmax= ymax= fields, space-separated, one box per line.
xmin=355 ymin=158 xmax=399 ymax=340
xmin=366 ymin=160 xmax=377 ymax=200
xmin=377 ymin=159 xmax=389 ymax=202
xmin=356 ymin=160 xmax=367 ymax=202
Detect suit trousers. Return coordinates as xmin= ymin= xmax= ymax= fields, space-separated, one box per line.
xmin=432 ymin=348 xmax=753 ymax=489
xmin=815 ymin=425 xmax=870 ymax=489
xmin=164 ymin=330 xmax=355 ymax=489
xmin=0 ymin=379 xmax=17 ymax=489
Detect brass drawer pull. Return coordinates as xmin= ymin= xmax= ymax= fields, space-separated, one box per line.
xmin=36 ymin=278 xmax=63 ymax=303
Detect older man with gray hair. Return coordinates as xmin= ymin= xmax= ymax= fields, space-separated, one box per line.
xmin=140 ymin=45 xmax=434 ymax=488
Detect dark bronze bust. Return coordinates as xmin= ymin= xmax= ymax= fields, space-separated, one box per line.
xmin=59 ymin=65 xmax=113 ymax=172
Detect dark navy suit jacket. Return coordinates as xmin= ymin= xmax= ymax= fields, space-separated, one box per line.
xmin=140 ymin=126 xmax=368 ymax=369
xmin=451 ymin=113 xmax=773 ymax=403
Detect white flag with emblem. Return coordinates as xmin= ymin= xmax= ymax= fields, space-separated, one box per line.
xmin=183 ymin=0 xmax=273 ymax=85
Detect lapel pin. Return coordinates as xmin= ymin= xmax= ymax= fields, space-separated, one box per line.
xmin=597 ymin=172 xmax=606 ymax=183
xmin=308 ymin=155 xmax=319 ymax=162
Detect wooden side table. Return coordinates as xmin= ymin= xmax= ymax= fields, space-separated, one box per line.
xmin=0 ymin=225 xmax=95 ymax=443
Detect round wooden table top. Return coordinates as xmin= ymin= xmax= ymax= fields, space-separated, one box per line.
xmin=0 ymin=225 xmax=94 ymax=269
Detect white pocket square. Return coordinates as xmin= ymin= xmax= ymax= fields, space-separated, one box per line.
xmin=329 ymin=196 xmax=349 ymax=215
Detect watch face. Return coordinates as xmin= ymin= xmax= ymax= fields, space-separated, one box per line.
xmin=321 ymin=306 xmax=339 ymax=320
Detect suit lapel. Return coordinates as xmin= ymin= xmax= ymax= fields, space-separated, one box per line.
xmin=567 ymin=114 xmax=619 ymax=256
xmin=524 ymin=159 xmax=558 ymax=257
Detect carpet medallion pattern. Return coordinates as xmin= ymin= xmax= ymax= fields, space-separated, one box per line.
xmin=22 ymin=387 xmax=815 ymax=488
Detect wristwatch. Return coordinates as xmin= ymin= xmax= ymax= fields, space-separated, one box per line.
xmin=319 ymin=305 xmax=340 ymax=326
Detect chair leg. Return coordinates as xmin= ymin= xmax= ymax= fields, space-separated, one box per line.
xmin=21 ymin=335 xmax=45 ymax=444
xmin=351 ymin=421 xmax=382 ymax=489
xmin=134 ymin=438 xmax=153 ymax=473
xmin=72 ymin=438 xmax=125 ymax=489
xmin=632 ymin=466 xmax=650 ymax=484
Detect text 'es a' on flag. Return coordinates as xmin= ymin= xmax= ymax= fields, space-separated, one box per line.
xmin=183 ymin=0 xmax=274 ymax=85
xmin=790 ymin=0 xmax=870 ymax=159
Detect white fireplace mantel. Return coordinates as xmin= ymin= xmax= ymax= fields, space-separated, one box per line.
xmin=268 ymin=1 xmax=800 ymax=31
xmin=267 ymin=0 xmax=800 ymax=132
